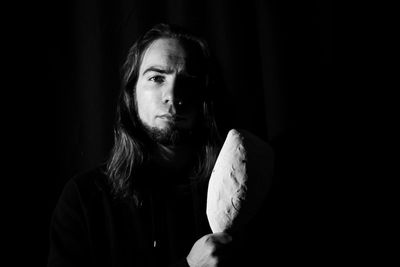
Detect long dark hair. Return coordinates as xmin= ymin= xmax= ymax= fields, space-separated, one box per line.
xmin=106 ymin=23 xmax=222 ymax=198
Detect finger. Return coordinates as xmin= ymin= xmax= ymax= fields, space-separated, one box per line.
xmin=211 ymin=234 xmax=234 ymax=256
xmin=212 ymin=232 xmax=233 ymax=245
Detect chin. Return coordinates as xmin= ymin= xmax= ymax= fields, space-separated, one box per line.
xmin=155 ymin=122 xmax=174 ymax=131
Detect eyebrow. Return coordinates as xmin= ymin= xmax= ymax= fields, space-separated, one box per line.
xmin=142 ymin=65 xmax=200 ymax=79
xmin=142 ymin=66 xmax=174 ymax=76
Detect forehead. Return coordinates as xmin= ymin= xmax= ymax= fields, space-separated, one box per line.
xmin=139 ymin=38 xmax=186 ymax=73
xmin=139 ymin=38 xmax=205 ymax=76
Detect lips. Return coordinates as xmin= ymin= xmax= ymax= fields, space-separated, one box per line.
xmin=157 ymin=114 xmax=186 ymax=122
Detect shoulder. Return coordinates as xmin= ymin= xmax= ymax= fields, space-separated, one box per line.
xmin=49 ymin=165 xmax=111 ymax=266
xmin=57 ymin=165 xmax=112 ymax=212
xmin=70 ymin=165 xmax=110 ymax=195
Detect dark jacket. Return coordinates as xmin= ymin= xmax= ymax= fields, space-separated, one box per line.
xmin=48 ymin=161 xmax=320 ymax=266
xmin=48 ymin=165 xmax=212 ymax=267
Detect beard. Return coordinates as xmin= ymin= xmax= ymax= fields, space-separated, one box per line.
xmin=133 ymin=94 xmax=200 ymax=147
xmin=140 ymin=121 xmax=195 ymax=147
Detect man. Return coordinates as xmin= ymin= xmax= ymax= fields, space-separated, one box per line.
xmin=48 ymin=23 xmax=237 ymax=267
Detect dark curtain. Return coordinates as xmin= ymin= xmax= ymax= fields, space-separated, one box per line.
xmin=14 ymin=0 xmax=332 ymax=265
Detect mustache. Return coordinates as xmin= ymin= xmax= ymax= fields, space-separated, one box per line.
xmin=156 ymin=114 xmax=186 ymax=121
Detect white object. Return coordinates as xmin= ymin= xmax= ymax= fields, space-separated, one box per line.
xmin=206 ymin=129 xmax=274 ymax=233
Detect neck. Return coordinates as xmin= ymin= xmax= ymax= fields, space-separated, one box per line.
xmin=152 ymin=143 xmax=197 ymax=174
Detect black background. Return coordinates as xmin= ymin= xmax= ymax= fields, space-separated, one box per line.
xmin=6 ymin=0 xmax=332 ymax=265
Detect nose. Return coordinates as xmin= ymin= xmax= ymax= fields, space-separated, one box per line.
xmin=162 ymin=78 xmax=183 ymax=111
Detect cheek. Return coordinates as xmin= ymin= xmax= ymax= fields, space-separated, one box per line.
xmin=136 ymin=88 xmax=151 ymax=119
xmin=135 ymin=85 xmax=162 ymax=124
xmin=136 ymin=92 xmax=146 ymax=114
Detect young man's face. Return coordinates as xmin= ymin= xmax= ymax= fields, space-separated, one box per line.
xmin=135 ymin=38 xmax=205 ymax=144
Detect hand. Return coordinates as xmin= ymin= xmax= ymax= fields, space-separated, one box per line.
xmin=186 ymin=232 xmax=233 ymax=267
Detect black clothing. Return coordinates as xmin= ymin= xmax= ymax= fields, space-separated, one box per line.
xmin=48 ymin=151 xmax=325 ymax=266
xmin=48 ymin=165 xmax=211 ymax=267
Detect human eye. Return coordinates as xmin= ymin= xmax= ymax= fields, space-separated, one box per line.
xmin=148 ymin=75 xmax=165 ymax=84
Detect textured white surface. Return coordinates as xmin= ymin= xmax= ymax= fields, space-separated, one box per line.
xmin=206 ymin=129 xmax=274 ymax=233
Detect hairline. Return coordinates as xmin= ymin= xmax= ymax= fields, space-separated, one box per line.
xmin=135 ymin=37 xmax=194 ymax=82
